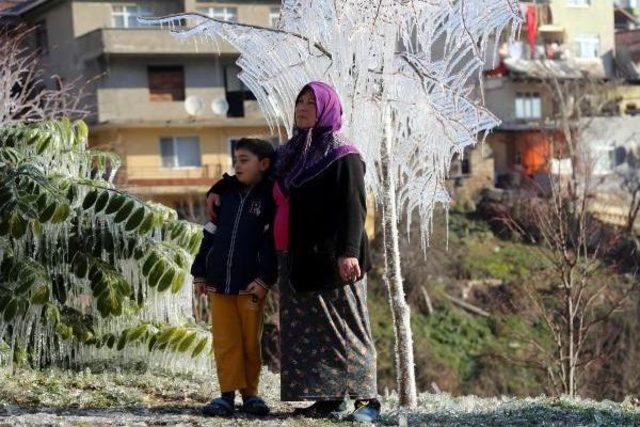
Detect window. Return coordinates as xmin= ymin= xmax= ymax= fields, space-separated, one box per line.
xmin=148 ymin=66 xmax=185 ymax=102
xmin=196 ymin=6 xmax=237 ymax=22
xmin=574 ymin=35 xmax=600 ymax=59
xmin=160 ymin=137 xmax=201 ymax=168
xmin=224 ymin=64 xmax=256 ymax=117
xmin=269 ymin=7 xmax=280 ymax=28
xmin=515 ymin=92 xmax=542 ymax=120
xmin=111 ymin=4 xmax=152 ymax=28
xmin=34 ymin=20 xmax=48 ymax=54
xmin=567 ymin=0 xmax=590 ymax=6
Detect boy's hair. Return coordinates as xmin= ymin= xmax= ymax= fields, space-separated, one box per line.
xmin=234 ymin=138 xmax=275 ymax=162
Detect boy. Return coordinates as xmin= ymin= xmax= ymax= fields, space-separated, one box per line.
xmin=191 ymin=138 xmax=277 ymax=417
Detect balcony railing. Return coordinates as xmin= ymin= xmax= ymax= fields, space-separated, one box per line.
xmin=115 ymin=163 xmax=226 ymax=187
xmin=77 ymin=27 xmax=237 ymax=59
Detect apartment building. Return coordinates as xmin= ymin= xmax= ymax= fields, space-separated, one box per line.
xmin=480 ymin=0 xmax=617 ymax=190
xmin=2 ymin=0 xmax=281 ymax=220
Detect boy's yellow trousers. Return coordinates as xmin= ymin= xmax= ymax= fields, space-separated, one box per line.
xmin=209 ymin=293 xmax=265 ymax=397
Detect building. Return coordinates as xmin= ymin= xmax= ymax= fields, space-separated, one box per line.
xmin=615 ymin=0 xmax=640 ymax=31
xmin=1 ymin=0 xmax=281 ymax=221
xmin=480 ymin=0 xmax=617 ymax=191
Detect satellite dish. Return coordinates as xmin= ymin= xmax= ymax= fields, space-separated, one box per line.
xmin=211 ymin=98 xmax=230 ymax=116
xmin=184 ymin=96 xmax=204 ymax=116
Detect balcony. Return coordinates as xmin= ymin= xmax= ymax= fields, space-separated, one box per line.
xmin=77 ymin=27 xmax=237 ymax=60
xmin=116 ymin=163 xmax=226 ymax=195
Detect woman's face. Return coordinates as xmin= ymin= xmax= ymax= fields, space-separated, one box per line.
xmin=295 ymin=90 xmax=317 ymax=129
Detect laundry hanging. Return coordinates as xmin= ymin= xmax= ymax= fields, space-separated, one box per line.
xmin=526 ymin=5 xmax=537 ymax=57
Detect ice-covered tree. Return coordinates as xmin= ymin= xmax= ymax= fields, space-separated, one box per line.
xmin=145 ymin=0 xmax=521 ymax=407
xmin=0 ymin=27 xmax=210 ymax=372
xmin=0 ymin=119 xmax=210 ymax=372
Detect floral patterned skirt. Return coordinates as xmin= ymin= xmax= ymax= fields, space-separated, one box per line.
xmin=278 ymin=253 xmax=378 ymax=401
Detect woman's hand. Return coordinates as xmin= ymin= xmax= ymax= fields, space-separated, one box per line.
xmin=338 ymin=257 xmax=361 ymax=283
xmin=206 ymin=193 xmax=220 ymax=222
xmin=245 ymin=281 xmax=268 ymax=300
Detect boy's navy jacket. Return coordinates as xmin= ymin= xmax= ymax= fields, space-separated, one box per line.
xmin=191 ymin=174 xmax=277 ymax=294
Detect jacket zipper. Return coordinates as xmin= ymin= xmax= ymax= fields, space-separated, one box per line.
xmin=225 ymin=187 xmax=253 ymax=293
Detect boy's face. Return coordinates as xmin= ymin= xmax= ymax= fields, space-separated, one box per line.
xmin=234 ymin=148 xmax=270 ymax=186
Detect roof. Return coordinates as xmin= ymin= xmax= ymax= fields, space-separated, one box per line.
xmin=0 ymin=0 xmax=48 ymax=16
xmin=503 ymin=58 xmax=584 ymax=80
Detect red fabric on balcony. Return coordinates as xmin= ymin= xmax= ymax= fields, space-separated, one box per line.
xmin=526 ymin=5 xmax=537 ymax=56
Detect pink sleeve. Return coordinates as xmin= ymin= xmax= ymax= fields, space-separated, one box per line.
xmin=273 ymin=183 xmax=290 ymax=252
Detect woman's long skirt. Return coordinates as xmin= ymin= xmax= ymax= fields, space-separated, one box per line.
xmin=278 ymin=253 xmax=378 ymax=401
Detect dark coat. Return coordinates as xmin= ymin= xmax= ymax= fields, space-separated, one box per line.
xmin=191 ymin=175 xmax=277 ymax=294
xmin=288 ymin=153 xmax=371 ymax=292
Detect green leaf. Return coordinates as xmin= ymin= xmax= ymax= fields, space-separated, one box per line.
xmin=117 ymin=331 xmax=128 ymax=351
xmin=127 ymin=324 xmax=148 ymax=342
xmin=169 ymin=329 xmax=187 ymax=350
xmin=10 ymin=214 xmax=27 ymax=239
xmin=73 ymin=120 xmax=89 ymax=145
xmin=44 ymin=303 xmax=60 ymax=326
xmin=15 ymin=273 xmax=36 ymax=295
xmin=187 ymin=232 xmax=202 ymax=255
xmin=142 ymin=252 xmax=160 ymax=277
xmin=170 ymin=221 xmax=187 ymax=240
xmin=105 ymin=334 xmax=116 ymax=349
xmin=82 ymin=189 xmax=99 ymax=210
xmin=105 ymin=194 xmax=126 ymax=215
xmin=125 ymin=206 xmax=146 ymax=232
xmin=66 ymin=185 xmax=78 ymax=204
xmin=114 ymin=200 xmax=135 ymax=223
xmin=148 ymin=262 xmax=165 ymax=288
xmin=31 ymin=285 xmax=50 ymax=305
xmin=3 ymin=298 xmax=18 ymax=322
xmin=94 ymin=191 xmax=110 ymax=213
xmin=191 ymin=337 xmax=208 ymax=358
xmin=36 ymin=135 xmax=52 ymax=154
xmin=157 ymin=267 xmax=177 ymax=293
xmin=137 ymin=212 xmax=155 ymax=235
xmin=0 ymin=214 xmax=11 ymax=236
xmin=38 ymin=201 xmax=57 ymax=223
xmin=0 ymin=189 xmax=14 ymax=208
xmin=178 ymin=331 xmax=197 ymax=353
xmin=171 ymin=270 xmax=186 ymax=294
xmin=50 ymin=203 xmax=70 ymax=224
xmin=72 ymin=253 xmax=89 ymax=279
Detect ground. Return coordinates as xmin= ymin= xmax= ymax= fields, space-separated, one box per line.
xmin=1 ymin=364 xmax=639 ymax=426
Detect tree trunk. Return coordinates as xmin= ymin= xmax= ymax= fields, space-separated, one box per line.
xmin=379 ymin=109 xmax=418 ymax=408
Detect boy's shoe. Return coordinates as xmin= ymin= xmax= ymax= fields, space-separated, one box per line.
xmin=202 ymin=396 xmax=235 ymax=417
xmin=350 ymin=399 xmax=381 ymax=423
xmin=292 ymin=400 xmax=345 ymax=418
xmin=240 ymin=395 xmax=270 ymax=416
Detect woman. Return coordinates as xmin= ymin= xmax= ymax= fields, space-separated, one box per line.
xmin=274 ymin=81 xmax=380 ymax=422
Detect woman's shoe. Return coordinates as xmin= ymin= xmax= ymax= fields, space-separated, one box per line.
xmin=240 ymin=395 xmax=270 ymax=416
xmin=292 ymin=400 xmax=344 ymax=418
xmin=202 ymin=396 xmax=235 ymax=417
xmin=350 ymin=399 xmax=381 ymax=423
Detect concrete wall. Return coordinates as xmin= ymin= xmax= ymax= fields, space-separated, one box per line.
xmin=484 ymin=78 xmax=554 ymax=124
xmin=183 ymin=0 xmax=279 ymax=27
xmin=550 ymin=0 xmax=615 ymax=76
xmin=72 ymin=0 xmax=183 ymax=38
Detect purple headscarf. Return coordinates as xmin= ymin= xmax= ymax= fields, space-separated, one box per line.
xmin=276 ymin=81 xmax=361 ymax=196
